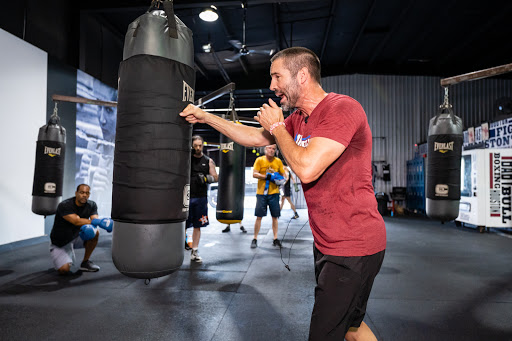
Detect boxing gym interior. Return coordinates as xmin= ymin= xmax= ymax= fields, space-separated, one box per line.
xmin=1 ymin=1 xmax=512 ymax=340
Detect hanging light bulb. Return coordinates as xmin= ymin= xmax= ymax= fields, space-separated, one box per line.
xmin=199 ymin=5 xmax=218 ymax=22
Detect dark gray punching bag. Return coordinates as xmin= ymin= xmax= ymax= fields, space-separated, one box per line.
xmin=426 ymin=108 xmax=463 ymax=221
xmin=216 ymin=135 xmax=246 ymax=224
xmin=32 ymin=113 xmax=66 ymax=216
xmin=111 ymin=1 xmax=194 ymax=279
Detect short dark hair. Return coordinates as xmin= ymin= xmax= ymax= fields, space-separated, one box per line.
xmin=192 ymin=135 xmax=204 ymax=143
xmin=270 ymin=47 xmax=321 ymax=84
xmin=76 ymin=184 xmax=90 ymax=192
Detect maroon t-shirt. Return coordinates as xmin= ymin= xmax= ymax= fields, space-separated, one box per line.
xmin=284 ymin=93 xmax=386 ymax=256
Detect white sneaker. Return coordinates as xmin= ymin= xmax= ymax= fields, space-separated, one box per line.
xmin=191 ymin=249 xmax=203 ymax=263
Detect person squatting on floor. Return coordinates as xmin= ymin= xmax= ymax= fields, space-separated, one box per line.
xmin=180 ymin=46 xmax=386 ymax=341
xmin=49 ymin=184 xmax=113 ymax=275
xmin=186 ymin=135 xmax=218 ymax=263
xmin=251 ymin=144 xmax=286 ymax=248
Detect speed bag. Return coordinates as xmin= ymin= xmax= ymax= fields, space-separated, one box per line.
xmin=426 ymin=109 xmax=463 ymax=221
xmin=31 ymin=117 xmax=66 ymax=216
xmin=111 ymin=5 xmax=195 ymax=279
xmin=216 ymin=136 xmax=246 ymax=224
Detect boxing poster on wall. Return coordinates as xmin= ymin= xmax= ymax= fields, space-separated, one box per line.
xmin=75 ymin=70 xmax=118 ymax=216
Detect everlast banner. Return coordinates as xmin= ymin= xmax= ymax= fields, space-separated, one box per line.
xmin=489 ymin=152 xmax=512 ymax=223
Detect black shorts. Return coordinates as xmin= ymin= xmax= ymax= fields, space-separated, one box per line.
xmin=186 ymin=197 xmax=209 ymax=228
xmin=283 ymin=180 xmax=291 ymax=197
xmin=308 ymin=246 xmax=385 ymax=341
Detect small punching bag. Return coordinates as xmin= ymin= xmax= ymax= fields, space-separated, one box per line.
xmin=111 ymin=0 xmax=195 ymax=279
xmin=216 ymin=132 xmax=246 ymax=224
xmin=426 ymin=91 xmax=463 ymax=221
xmin=32 ymin=104 xmax=66 ymax=216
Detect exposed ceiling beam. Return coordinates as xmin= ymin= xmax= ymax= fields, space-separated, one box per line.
xmin=438 ymin=2 xmax=512 ymax=67
xmin=80 ymin=0 xmax=330 ymax=12
xmin=368 ymin=0 xmax=415 ymax=66
xmin=344 ymin=0 xmax=377 ymax=67
xmin=395 ymin=0 xmax=459 ymax=67
xmin=319 ymin=0 xmax=337 ymax=62
xmin=210 ymin=47 xmax=232 ymax=84
xmin=273 ymin=4 xmax=281 ymax=52
xmin=194 ymin=60 xmax=209 ymax=79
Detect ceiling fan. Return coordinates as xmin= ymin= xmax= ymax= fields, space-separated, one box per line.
xmin=225 ymin=1 xmax=274 ymax=62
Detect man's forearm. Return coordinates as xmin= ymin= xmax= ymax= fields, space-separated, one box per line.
xmin=74 ymin=217 xmax=92 ymax=226
xmin=204 ymin=113 xmax=274 ymax=147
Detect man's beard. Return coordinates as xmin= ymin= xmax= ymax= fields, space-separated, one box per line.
xmin=281 ymin=81 xmax=300 ymax=111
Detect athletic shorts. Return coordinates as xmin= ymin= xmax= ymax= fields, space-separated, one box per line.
xmin=308 ymin=246 xmax=385 ymax=340
xmin=49 ymin=236 xmax=86 ymax=270
xmin=186 ymin=197 xmax=209 ymax=228
xmin=255 ymin=194 xmax=280 ymax=218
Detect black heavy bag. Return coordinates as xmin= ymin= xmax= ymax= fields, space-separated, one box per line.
xmin=426 ymin=107 xmax=463 ymax=221
xmin=32 ymin=113 xmax=66 ymax=216
xmin=111 ymin=2 xmax=195 ymax=279
xmin=216 ymin=134 xmax=246 ymax=224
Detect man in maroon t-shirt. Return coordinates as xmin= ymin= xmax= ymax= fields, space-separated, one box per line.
xmin=180 ymin=47 xmax=386 ymax=341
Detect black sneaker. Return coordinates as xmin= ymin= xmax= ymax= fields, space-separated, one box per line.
xmin=80 ymin=260 xmax=100 ymax=272
xmin=222 ymin=225 xmax=231 ymax=233
xmin=240 ymin=225 xmax=247 ymax=233
xmin=273 ymin=239 xmax=282 ymax=248
xmin=251 ymin=239 xmax=258 ymax=248
xmin=292 ymin=212 xmax=299 ymax=219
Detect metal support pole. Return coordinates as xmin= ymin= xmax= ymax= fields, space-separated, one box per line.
xmin=440 ymin=62 xmax=512 ymax=87
xmin=52 ymin=94 xmax=117 ymax=107
xmin=194 ymin=82 xmax=236 ymax=107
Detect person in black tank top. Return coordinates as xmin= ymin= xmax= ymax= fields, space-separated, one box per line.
xmin=280 ymin=165 xmax=299 ymax=219
xmin=186 ymin=135 xmax=218 ymax=263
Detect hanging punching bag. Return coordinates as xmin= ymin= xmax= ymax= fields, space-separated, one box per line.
xmin=111 ymin=1 xmax=195 ymax=279
xmin=426 ymin=106 xmax=463 ymax=221
xmin=32 ymin=108 xmax=66 ymax=216
xmin=216 ymin=134 xmax=246 ymax=224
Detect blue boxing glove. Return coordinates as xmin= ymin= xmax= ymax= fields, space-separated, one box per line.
xmin=266 ymin=172 xmax=286 ymax=186
xmin=79 ymin=224 xmax=96 ymax=241
xmin=272 ymin=173 xmax=286 ymax=186
xmin=91 ymin=218 xmax=114 ymax=233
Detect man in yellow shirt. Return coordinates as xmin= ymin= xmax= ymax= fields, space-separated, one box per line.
xmin=252 ymin=144 xmax=286 ymax=248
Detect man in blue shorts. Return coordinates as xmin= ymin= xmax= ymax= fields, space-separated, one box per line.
xmin=187 ymin=135 xmax=218 ymax=263
xmin=251 ymin=144 xmax=286 ymax=248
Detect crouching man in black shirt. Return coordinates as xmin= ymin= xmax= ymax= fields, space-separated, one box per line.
xmin=50 ymin=184 xmax=101 ymax=274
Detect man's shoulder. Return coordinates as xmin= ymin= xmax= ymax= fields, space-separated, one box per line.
xmin=58 ymin=197 xmax=75 ymax=208
xmin=86 ymin=200 xmax=97 ymax=209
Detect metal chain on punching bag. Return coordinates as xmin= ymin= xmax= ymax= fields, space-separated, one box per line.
xmin=216 ymin=91 xmax=246 ymax=224
xmin=426 ymin=86 xmax=463 ymax=221
xmin=32 ymin=102 xmax=66 ymax=216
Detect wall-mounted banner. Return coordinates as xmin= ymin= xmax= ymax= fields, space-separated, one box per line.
xmin=75 ymin=70 xmax=118 ymax=217
xmin=463 ymin=118 xmax=512 ymax=150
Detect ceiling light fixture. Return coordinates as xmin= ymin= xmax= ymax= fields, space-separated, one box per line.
xmin=202 ymin=43 xmax=212 ymax=53
xmin=199 ymin=5 xmax=218 ymax=22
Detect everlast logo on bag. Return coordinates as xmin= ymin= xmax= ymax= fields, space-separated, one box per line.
xmin=434 ymin=141 xmax=454 ymax=153
xmin=221 ymin=142 xmax=234 ymax=153
xmin=44 ymin=146 xmax=61 ymax=157
xmin=182 ymin=81 xmax=194 ymax=102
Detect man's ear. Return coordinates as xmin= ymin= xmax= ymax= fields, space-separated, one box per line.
xmin=298 ymin=67 xmax=308 ymax=85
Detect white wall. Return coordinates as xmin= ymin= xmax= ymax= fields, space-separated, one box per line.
xmin=0 ymin=28 xmax=48 ymax=245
